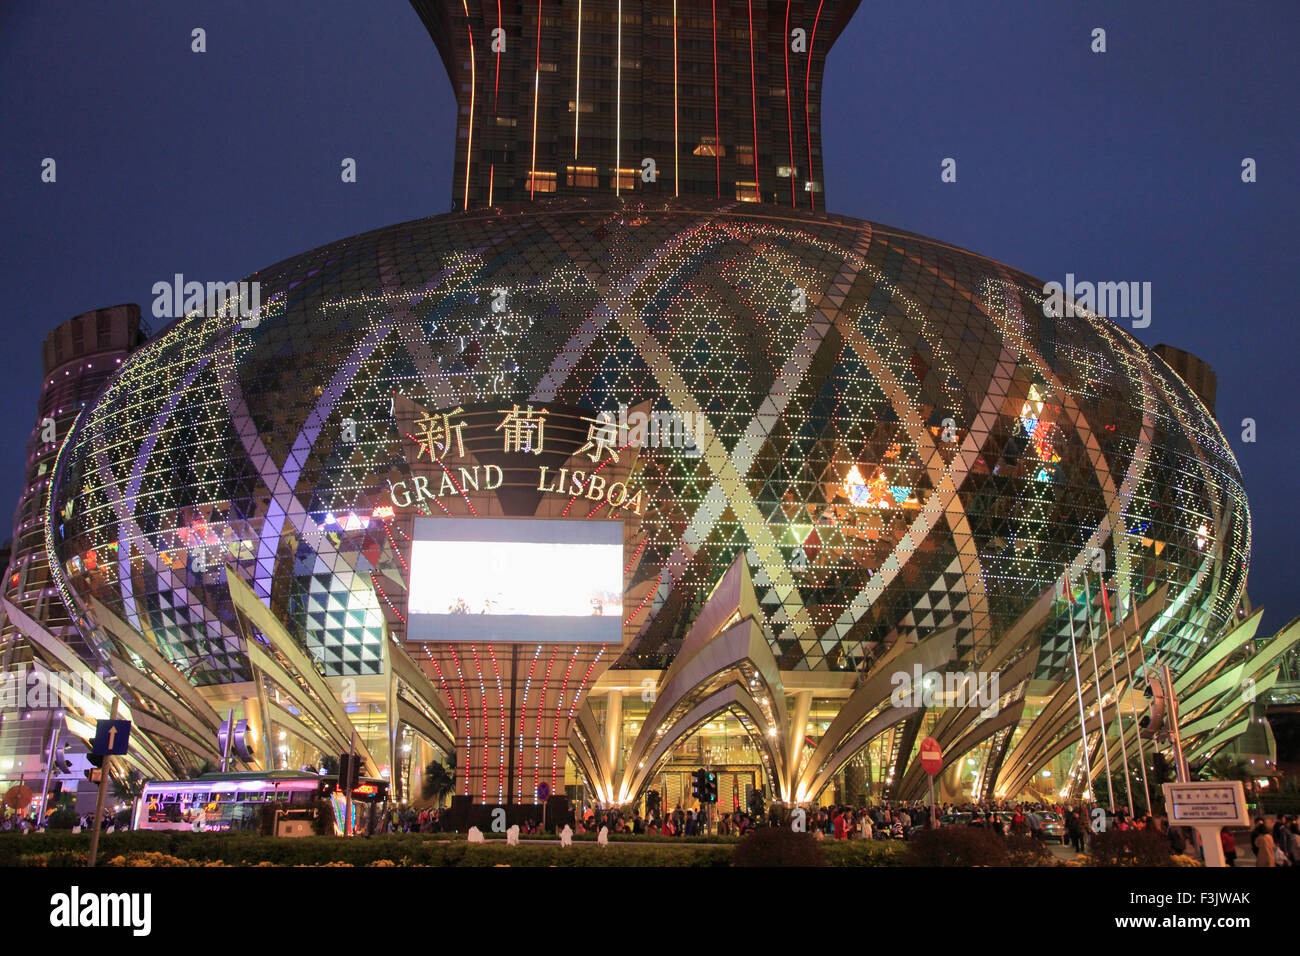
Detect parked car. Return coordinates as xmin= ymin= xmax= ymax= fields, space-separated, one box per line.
xmin=1035 ymin=810 xmax=1068 ymax=844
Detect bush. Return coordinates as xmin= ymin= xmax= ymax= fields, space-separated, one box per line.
xmin=0 ymin=829 xmax=909 ymax=868
xmin=0 ymin=831 xmax=733 ymax=868
xmin=1004 ymin=834 xmax=1053 ymax=867
xmin=1087 ymin=828 xmax=1176 ymax=867
xmin=821 ymin=839 xmax=907 ymax=867
xmin=904 ymin=827 xmax=1010 ymax=866
xmin=731 ymin=828 xmax=826 ymax=867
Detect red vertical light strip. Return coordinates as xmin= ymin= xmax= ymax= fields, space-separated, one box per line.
xmin=448 ymin=645 xmax=472 ymax=794
xmin=552 ymin=647 xmax=580 ymax=793
xmin=712 ymin=0 xmax=721 ymax=199
xmin=489 ymin=644 xmax=506 ymax=803
xmin=517 ymin=645 xmax=541 ymax=802
xmin=535 ymin=645 xmax=558 ymax=803
xmin=748 ymin=0 xmax=760 ymax=202
xmin=784 ymin=1 xmax=796 ymax=206
xmin=805 ymin=0 xmax=826 ymax=211
xmin=672 ymin=0 xmax=679 ymax=196
xmin=462 ymin=3 xmax=477 ymax=211
xmin=471 ymin=644 xmax=488 ymax=802
xmin=574 ymin=0 xmax=584 ymax=160
xmin=529 ymin=0 xmax=543 ymax=200
xmin=494 ymin=1 xmax=502 ymax=108
xmin=615 ymin=0 xmax=623 ymax=195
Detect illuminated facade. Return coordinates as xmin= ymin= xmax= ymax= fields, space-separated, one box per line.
xmin=0 ymin=306 xmax=146 ymax=797
xmin=4 ymin=1 xmax=1284 ymax=811
xmin=412 ymin=0 xmax=855 ymax=208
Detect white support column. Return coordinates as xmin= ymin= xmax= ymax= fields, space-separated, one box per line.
xmin=787 ymin=690 xmax=813 ymax=802
xmin=606 ymin=689 xmax=622 ymax=800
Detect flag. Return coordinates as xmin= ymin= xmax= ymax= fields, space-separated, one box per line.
xmin=1062 ymin=574 xmax=1078 ymax=607
xmin=1099 ymin=578 xmax=1112 ymax=622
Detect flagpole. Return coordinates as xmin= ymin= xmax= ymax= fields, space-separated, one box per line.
xmin=1099 ymin=575 xmax=1135 ymax=818
xmin=1064 ymin=576 xmax=1095 ymax=805
xmin=1121 ymin=594 xmax=1152 ymax=815
xmin=1083 ymin=576 xmax=1116 ymax=811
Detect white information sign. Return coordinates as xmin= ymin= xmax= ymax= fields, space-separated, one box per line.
xmin=1161 ymin=780 xmax=1251 ymax=868
xmin=1162 ymin=781 xmax=1250 ymax=827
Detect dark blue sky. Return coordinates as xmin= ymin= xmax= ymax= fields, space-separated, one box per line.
xmin=1 ymin=1 xmax=1295 ymax=629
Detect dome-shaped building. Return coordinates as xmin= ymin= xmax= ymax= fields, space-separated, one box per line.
xmin=34 ymin=1 xmax=1264 ymax=813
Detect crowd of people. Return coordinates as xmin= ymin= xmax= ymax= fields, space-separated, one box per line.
xmin=1247 ymin=815 xmax=1300 ymax=867
xmin=7 ymin=796 xmax=1299 ymax=867
xmin=387 ymin=800 xmax=1300 ymax=867
xmin=0 ymin=809 xmax=118 ymax=833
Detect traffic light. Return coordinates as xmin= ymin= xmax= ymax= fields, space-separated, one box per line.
xmin=338 ymin=752 xmax=360 ymax=791
xmin=690 ymin=768 xmax=704 ymax=801
xmin=702 ymin=771 xmax=718 ymax=803
xmin=52 ymin=744 xmax=73 ymax=775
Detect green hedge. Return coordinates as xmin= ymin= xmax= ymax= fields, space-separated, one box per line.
xmin=0 ymin=832 xmax=736 ymax=867
xmin=0 ymin=831 xmax=921 ymax=867
xmin=821 ymin=839 xmax=907 ymax=867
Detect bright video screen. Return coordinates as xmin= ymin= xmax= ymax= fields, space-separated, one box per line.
xmin=407 ymin=518 xmax=623 ymax=643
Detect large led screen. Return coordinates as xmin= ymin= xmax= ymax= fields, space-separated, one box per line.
xmin=407 ymin=518 xmax=624 ymax=642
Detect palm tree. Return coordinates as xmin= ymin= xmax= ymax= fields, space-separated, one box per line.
xmin=1198 ymin=754 xmax=1252 ymax=783
xmin=111 ymin=767 xmax=147 ymax=801
xmin=111 ymin=768 xmax=148 ymax=830
xmin=422 ymin=760 xmax=455 ymax=805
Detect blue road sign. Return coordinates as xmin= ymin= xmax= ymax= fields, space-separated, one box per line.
xmin=91 ymin=719 xmax=131 ymax=756
xmin=537 ymin=782 xmax=551 ymax=802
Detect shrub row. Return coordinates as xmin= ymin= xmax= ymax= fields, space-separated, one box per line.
xmin=0 ymin=828 xmax=1181 ymax=867
xmin=0 ymin=832 xmax=736 ymax=868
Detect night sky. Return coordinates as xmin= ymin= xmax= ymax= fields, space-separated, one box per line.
xmin=1 ymin=1 xmax=1295 ymax=630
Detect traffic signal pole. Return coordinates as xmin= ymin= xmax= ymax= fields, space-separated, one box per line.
xmin=1163 ymin=665 xmax=1189 ymax=783
xmin=220 ymin=708 xmax=234 ymax=772
xmin=37 ymin=722 xmax=60 ymax=829
xmin=344 ymin=729 xmax=357 ymax=837
xmin=87 ymin=699 xmax=119 ymax=868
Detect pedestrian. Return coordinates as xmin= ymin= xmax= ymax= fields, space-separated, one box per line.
xmin=1220 ymin=827 xmax=1237 ymax=867
xmin=1063 ymin=809 xmax=1081 ymax=852
xmin=1167 ymin=823 xmax=1187 ymax=856
xmin=1252 ymin=819 xmax=1275 ymax=868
